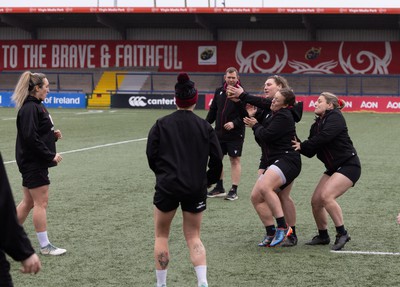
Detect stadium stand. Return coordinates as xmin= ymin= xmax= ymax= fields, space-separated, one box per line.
xmin=2 ymin=71 xmax=399 ymax=100
xmin=0 ymin=69 xmax=99 ymax=94
xmin=0 ymin=72 xmax=20 ymax=91
xmin=136 ymin=73 xmax=223 ymax=94
xmin=118 ymin=73 xmax=149 ymax=93
xmin=88 ymin=71 xmax=126 ymax=108
xmin=1 ymin=10 xmax=399 ymax=110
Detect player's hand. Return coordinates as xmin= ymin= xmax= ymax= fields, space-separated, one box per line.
xmin=53 ymin=153 xmax=63 ymax=164
xmin=54 ymin=129 xmax=62 ymax=140
xmin=223 ymin=122 xmax=234 ymax=130
xmin=20 ymin=254 xmax=41 ymax=275
xmin=226 ymin=85 xmax=243 ymax=99
xmin=243 ymin=117 xmax=257 ymax=128
xmin=292 ymin=136 xmax=301 ymax=151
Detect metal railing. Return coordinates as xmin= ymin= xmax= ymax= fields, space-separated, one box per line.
xmin=1 ymin=71 xmax=399 ymax=96
xmin=115 ymin=72 xmax=400 ymax=96
xmin=0 ymin=71 xmax=95 ymax=94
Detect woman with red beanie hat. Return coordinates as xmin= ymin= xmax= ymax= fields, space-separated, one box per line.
xmin=147 ymin=73 xmax=223 ymax=287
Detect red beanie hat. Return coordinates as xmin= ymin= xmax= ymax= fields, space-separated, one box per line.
xmin=174 ymin=73 xmax=198 ymax=108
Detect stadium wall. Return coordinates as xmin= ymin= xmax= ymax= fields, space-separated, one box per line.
xmin=1 ymin=26 xmax=399 ymax=112
xmin=1 ymin=39 xmax=399 ymax=74
xmin=0 ymin=27 xmax=399 ymax=42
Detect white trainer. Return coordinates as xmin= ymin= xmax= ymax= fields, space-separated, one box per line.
xmin=40 ymin=243 xmax=67 ymax=256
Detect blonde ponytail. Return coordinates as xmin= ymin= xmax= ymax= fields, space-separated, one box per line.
xmin=12 ymin=71 xmax=31 ymax=109
xmin=11 ymin=71 xmax=47 ymax=109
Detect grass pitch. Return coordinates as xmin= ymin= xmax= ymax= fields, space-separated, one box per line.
xmin=1 ymin=108 xmax=399 ymax=287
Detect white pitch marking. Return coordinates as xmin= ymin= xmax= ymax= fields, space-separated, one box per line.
xmin=75 ymin=110 xmax=104 ymax=115
xmin=3 ymin=138 xmax=147 ymax=165
xmin=331 ymin=250 xmax=400 ymax=256
xmin=61 ymin=138 xmax=147 ymax=154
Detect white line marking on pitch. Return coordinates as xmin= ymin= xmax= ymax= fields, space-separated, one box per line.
xmin=331 ymin=250 xmax=400 ymax=256
xmin=75 ymin=110 xmax=104 ymax=115
xmin=61 ymin=138 xmax=147 ymax=154
xmin=3 ymin=138 xmax=147 ymax=165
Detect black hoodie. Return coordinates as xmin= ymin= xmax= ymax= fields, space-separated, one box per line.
xmin=147 ymin=110 xmax=223 ymax=199
xmin=238 ymin=92 xmax=303 ymax=165
xmin=300 ymin=109 xmax=359 ymax=172
xmin=15 ymin=96 xmax=57 ymax=173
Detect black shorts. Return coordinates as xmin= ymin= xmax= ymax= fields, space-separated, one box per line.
xmin=153 ymin=191 xmax=207 ymax=213
xmin=264 ymin=156 xmax=301 ymax=191
xmin=324 ymin=156 xmax=361 ymax=186
xmin=219 ymin=140 xmax=243 ymax=157
xmin=22 ymin=169 xmax=50 ymax=189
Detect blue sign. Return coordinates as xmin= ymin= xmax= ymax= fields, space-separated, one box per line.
xmin=0 ymin=92 xmax=13 ymax=107
xmin=0 ymin=92 xmax=86 ymax=108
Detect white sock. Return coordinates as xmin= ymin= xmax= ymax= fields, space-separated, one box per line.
xmin=156 ymin=269 xmax=167 ymax=286
xmin=37 ymin=231 xmax=50 ymax=248
xmin=195 ymin=265 xmax=208 ymax=286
